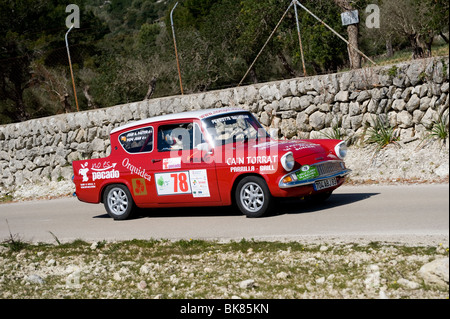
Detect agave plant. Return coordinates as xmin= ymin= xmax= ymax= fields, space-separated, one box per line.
xmin=320 ymin=123 xmax=344 ymax=140
xmin=365 ymin=115 xmax=399 ymax=150
xmin=429 ymin=113 xmax=449 ymax=141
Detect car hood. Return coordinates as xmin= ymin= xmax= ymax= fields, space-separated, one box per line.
xmin=251 ymin=139 xmax=328 ymax=159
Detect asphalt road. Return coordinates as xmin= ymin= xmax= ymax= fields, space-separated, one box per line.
xmin=0 ymin=184 xmax=448 ymax=245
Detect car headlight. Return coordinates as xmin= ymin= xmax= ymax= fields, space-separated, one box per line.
xmin=281 ymin=151 xmax=295 ymax=171
xmin=334 ymin=141 xmax=347 ymax=159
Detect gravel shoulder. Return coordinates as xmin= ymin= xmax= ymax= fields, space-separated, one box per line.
xmin=0 ymin=239 xmax=448 ymax=299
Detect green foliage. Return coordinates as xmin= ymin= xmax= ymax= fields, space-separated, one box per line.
xmin=320 ymin=124 xmax=345 ymax=140
xmin=0 ymin=0 xmax=108 ymax=123
xmin=428 ymin=113 xmax=449 ymax=141
xmin=1 ymin=0 xmax=448 ymax=124
xmin=388 ymin=65 xmax=398 ymax=78
xmin=366 ymin=115 xmax=399 ymax=149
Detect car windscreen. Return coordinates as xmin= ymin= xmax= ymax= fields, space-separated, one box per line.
xmin=202 ymin=112 xmax=268 ymax=146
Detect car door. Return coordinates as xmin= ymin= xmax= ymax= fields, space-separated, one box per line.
xmin=148 ymin=120 xmax=221 ymax=205
xmin=116 ymin=125 xmax=156 ymax=207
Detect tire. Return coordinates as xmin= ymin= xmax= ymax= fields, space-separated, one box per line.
xmin=103 ymin=184 xmax=135 ymax=220
xmin=235 ymin=176 xmax=272 ymax=218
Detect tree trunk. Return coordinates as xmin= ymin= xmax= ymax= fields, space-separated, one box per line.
xmin=14 ymin=94 xmax=30 ymax=122
xmin=347 ymin=23 xmax=361 ymax=69
xmin=144 ymin=77 xmax=157 ymax=100
xmin=386 ymin=38 xmax=394 ymax=57
xmin=440 ymin=32 xmax=449 ymax=44
xmin=13 ymin=80 xmax=30 ymax=122
xmin=410 ymin=34 xmax=424 ymax=59
xmin=83 ymin=85 xmax=96 ymax=109
xmin=277 ymin=52 xmax=297 ymax=78
xmin=61 ymin=93 xmax=71 ymax=113
xmin=333 ymin=0 xmax=361 ymax=69
xmin=249 ymin=68 xmax=258 ymax=84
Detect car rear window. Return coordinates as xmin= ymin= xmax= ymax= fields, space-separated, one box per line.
xmin=118 ymin=126 xmax=153 ymax=153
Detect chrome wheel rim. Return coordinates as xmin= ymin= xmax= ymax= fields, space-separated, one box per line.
xmin=107 ymin=188 xmax=129 ymax=216
xmin=240 ymin=182 xmax=264 ymax=212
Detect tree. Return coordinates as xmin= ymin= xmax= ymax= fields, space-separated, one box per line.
xmin=0 ymin=0 xmax=108 ymax=124
xmin=332 ymin=0 xmax=370 ymax=69
xmin=379 ymin=0 xmax=449 ymax=58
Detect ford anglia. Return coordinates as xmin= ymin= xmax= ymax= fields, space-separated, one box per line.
xmin=72 ymin=108 xmax=351 ymax=220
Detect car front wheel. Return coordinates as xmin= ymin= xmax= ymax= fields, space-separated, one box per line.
xmin=235 ymin=176 xmax=272 ymax=218
xmin=103 ymin=184 xmax=135 ymax=220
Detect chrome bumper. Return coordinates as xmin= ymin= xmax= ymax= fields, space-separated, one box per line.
xmin=279 ymin=160 xmax=352 ymax=189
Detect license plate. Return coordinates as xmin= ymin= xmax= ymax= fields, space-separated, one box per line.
xmin=313 ymin=177 xmax=337 ymax=191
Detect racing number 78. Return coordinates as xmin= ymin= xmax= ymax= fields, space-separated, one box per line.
xmin=171 ymin=172 xmax=189 ymax=193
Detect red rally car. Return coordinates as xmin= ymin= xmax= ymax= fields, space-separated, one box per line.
xmin=72 ymin=108 xmax=351 ymax=220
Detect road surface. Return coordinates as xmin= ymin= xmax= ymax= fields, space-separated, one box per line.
xmin=0 ymin=184 xmax=448 ymax=245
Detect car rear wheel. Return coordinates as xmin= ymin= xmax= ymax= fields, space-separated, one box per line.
xmin=235 ymin=176 xmax=272 ymax=218
xmin=103 ymin=184 xmax=135 ymax=220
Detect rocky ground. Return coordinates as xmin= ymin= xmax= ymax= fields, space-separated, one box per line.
xmin=0 ymin=239 xmax=448 ymax=299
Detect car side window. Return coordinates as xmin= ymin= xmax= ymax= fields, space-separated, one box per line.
xmin=118 ymin=126 xmax=153 ymax=154
xmin=119 ymin=127 xmax=153 ymax=154
xmin=193 ymin=123 xmax=205 ymax=148
xmin=158 ymin=123 xmax=194 ymax=152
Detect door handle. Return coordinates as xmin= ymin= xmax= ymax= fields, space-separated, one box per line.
xmin=152 ymin=159 xmax=162 ymax=163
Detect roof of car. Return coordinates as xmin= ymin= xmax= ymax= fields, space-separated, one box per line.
xmin=110 ymin=107 xmax=245 ymax=134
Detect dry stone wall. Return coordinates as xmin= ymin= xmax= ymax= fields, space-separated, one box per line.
xmin=0 ymin=56 xmax=448 ymax=190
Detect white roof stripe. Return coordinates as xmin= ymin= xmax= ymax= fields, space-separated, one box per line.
xmin=110 ymin=107 xmax=244 ymax=134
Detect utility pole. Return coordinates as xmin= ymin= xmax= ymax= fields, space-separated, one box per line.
xmin=65 ymin=24 xmax=79 ymax=112
xmin=294 ymin=2 xmax=307 ymax=76
xmin=171 ymin=2 xmax=184 ymax=95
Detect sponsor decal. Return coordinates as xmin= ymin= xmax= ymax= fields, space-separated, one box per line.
xmin=226 ymin=155 xmax=278 ymax=166
xmin=155 ymin=171 xmax=191 ymax=195
xmin=163 ymin=157 xmax=182 ymax=170
xmin=259 ymin=165 xmax=276 ymax=172
xmin=79 ymin=162 xmax=89 ymax=182
xmin=91 ymin=161 xmax=116 ymax=171
xmin=296 ymin=165 xmax=319 ymax=181
xmin=198 ymin=108 xmax=238 ymax=119
xmin=122 ymin=158 xmax=151 ymax=182
xmin=282 ymin=143 xmax=319 ymax=152
xmin=132 ymin=178 xmax=148 ymax=196
xmin=210 ymin=114 xmax=249 ymax=124
xmin=189 ymin=169 xmax=210 ymax=198
xmin=230 ymin=166 xmax=255 ymax=173
xmin=80 ymin=182 xmax=96 ymax=189
xmin=78 ymin=161 xmax=120 ymax=183
xmin=154 ymin=170 xmax=211 ymax=198
xmin=92 ymin=169 xmax=120 ymax=181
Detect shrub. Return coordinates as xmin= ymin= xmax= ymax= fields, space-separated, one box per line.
xmin=365 ymin=115 xmax=399 ymax=150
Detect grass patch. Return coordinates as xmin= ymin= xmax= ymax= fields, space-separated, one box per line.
xmin=361 ymin=42 xmax=449 ymax=68
xmin=0 ymin=193 xmax=13 ymax=203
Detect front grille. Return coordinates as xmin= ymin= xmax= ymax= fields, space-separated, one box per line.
xmin=315 ymin=161 xmax=344 ymax=176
